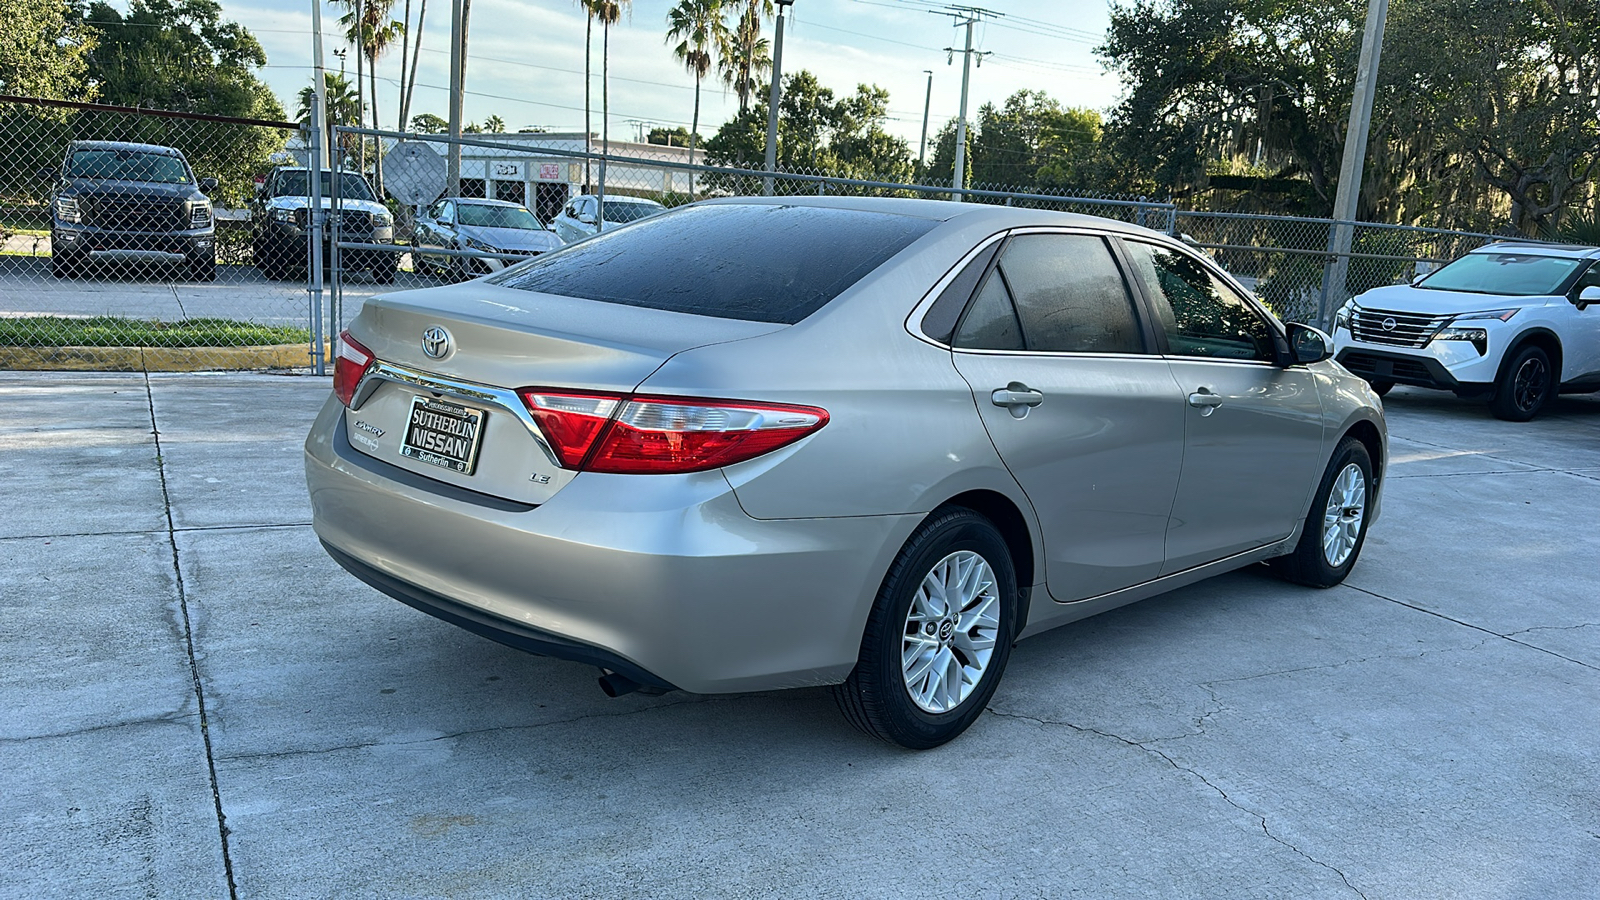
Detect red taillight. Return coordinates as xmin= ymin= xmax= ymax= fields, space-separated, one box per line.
xmin=518 ymin=390 xmax=624 ymax=467
xmin=333 ymin=331 xmax=374 ymax=407
xmin=518 ymin=390 xmax=828 ymax=474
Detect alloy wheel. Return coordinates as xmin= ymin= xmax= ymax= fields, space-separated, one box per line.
xmin=1321 ymin=463 xmax=1367 ymax=568
xmin=1513 ymin=356 xmax=1549 ymax=412
xmin=901 ymin=550 xmax=1002 ymax=714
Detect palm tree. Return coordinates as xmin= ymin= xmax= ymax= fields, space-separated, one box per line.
xmin=398 ymin=0 xmax=428 ymax=132
xmin=593 ymin=2 xmax=631 ymax=181
xmin=666 ymin=0 xmax=728 ymax=198
xmin=297 ymin=73 xmax=363 ymax=162
xmin=340 ymin=0 xmax=404 ymax=188
xmin=719 ymin=0 xmax=772 ymax=115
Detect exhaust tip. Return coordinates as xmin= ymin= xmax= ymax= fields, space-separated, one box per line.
xmin=597 ymin=670 xmax=641 ymax=698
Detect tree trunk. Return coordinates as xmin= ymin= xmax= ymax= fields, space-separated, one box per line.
xmin=397 ymin=0 xmax=412 ymax=129
xmin=370 ymin=59 xmax=384 ymax=193
xmin=402 ymin=0 xmax=427 ymax=130
xmin=689 ymin=77 xmax=700 ymax=200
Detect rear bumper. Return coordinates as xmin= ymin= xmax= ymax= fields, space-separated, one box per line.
xmin=304 ymin=396 xmax=917 ymax=694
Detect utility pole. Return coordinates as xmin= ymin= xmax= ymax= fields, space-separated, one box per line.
xmin=917 ymin=69 xmax=932 ymax=180
xmin=762 ymin=0 xmax=795 ymax=196
xmin=938 ymin=6 xmax=999 ymax=196
xmin=355 ymin=0 xmax=366 ymax=176
xmin=1320 ymin=0 xmax=1389 ymax=330
xmin=309 ymin=0 xmax=330 ymax=170
xmin=446 ymin=0 xmax=463 ymax=197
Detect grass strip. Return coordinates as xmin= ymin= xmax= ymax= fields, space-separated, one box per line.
xmin=0 ymin=316 xmax=311 ymax=348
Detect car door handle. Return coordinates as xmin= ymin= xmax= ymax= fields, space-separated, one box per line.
xmin=1187 ymin=388 xmax=1224 ymax=416
xmin=991 ymin=384 xmax=1044 ymax=418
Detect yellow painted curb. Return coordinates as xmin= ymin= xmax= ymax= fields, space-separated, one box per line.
xmin=0 ymin=343 xmax=332 ymax=372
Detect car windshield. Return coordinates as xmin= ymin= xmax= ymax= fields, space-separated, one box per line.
xmin=603 ymin=201 xmax=662 ymax=224
xmin=273 ymin=171 xmax=377 ymax=201
xmin=67 ymin=149 xmax=191 ymax=184
xmin=492 ymin=204 xmax=938 ymax=324
xmin=1420 ymin=252 xmax=1584 ymax=296
xmin=458 ymin=204 xmax=541 ymax=229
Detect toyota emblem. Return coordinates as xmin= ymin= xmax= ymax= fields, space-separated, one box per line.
xmin=1381 ymin=317 xmax=1397 ymax=331
xmin=421 ymin=325 xmax=451 ymax=359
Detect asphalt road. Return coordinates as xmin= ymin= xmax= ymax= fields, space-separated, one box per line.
xmin=2 ymin=373 xmax=1597 ymax=899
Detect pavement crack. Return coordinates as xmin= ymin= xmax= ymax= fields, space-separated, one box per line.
xmin=0 ymin=713 xmax=199 ymax=745
xmin=1503 ymin=622 xmax=1600 ymax=637
xmin=215 ymin=695 xmax=712 ymax=764
xmin=144 ymin=371 xmax=239 ymax=900
xmin=986 ymin=709 xmax=1369 ymax=899
xmin=1346 ymin=585 xmax=1600 ymax=674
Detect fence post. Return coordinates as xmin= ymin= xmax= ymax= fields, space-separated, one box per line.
xmin=331 ymin=133 xmax=344 ymax=342
xmin=306 ymin=101 xmax=326 ymax=376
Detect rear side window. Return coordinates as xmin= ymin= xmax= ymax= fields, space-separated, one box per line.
xmin=492 ymin=204 xmax=938 ymax=324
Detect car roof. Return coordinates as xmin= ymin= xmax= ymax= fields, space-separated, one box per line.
xmin=454 ymin=198 xmax=525 ymax=207
xmin=696 ymin=194 xmax=1175 ymax=240
xmin=68 ymin=140 xmax=184 ymax=157
xmin=1469 ymin=241 xmax=1600 ymax=260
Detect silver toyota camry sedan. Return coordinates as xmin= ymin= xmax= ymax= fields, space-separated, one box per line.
xmin=306 ymin=196 xmax=1386 ymax=748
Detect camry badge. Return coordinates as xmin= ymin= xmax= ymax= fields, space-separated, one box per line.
xmin=421 ymin=325 xmax=451 ymax=359
xmin=1381 ymin=317 xmax=1397 ymax=331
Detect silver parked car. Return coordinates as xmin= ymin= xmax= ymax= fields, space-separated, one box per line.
xmin=412 ymin=197 xmax=563 ymax=279
xmin=549 ymin=193 xmax=665 ymax=243
xmin=306 ymin=197 xmax=1387 ymax=748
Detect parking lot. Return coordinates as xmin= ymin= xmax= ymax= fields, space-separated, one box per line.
xmin=0 ymin=254 xmax=423 ymax=326
xmin=2 ymin=371 xmax=1597 ymax=899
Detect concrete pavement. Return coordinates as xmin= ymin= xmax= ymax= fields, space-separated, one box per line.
xmin=1 ymin=373 xmax=1597 ymax=899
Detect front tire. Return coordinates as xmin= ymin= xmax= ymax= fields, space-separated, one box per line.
xmin=1490 ymin=344 xmax=1553 ymax=421
xmin=1271 ymin=436 xmax=1374 ymax=588
xmin=833 ymin=507 xmax=1018 ymax=749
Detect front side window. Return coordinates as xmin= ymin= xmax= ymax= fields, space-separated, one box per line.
xmin=1421 ymin=251 xmax=1584 ymax=297
xmin=1122 ymin=240 xmax=1276 ymax=362
xmin=995 ymin=234 xmax=1144 ymax=354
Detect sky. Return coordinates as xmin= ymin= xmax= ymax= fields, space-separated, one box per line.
xmin=154 ymin=0 xmax=1125 ymax=147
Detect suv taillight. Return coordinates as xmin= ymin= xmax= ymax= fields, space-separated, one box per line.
xmin=518 ymin=390 xmax=828 ymax=474
xmin=333 ymin=331 xmax=374 ymax=407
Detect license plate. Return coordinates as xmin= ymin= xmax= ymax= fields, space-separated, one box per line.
xmin=400 ymin=396 xmax=485 ymax=475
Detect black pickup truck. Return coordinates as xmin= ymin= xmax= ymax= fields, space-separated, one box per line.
xmin=46 ymin=140 xmax=218 ymax=280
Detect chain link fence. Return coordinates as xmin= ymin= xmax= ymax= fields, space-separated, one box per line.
xmin=1 ymin=101 xmax=1540 ymax=372
xmin=0 ymin=95 xmax=330 ymax=370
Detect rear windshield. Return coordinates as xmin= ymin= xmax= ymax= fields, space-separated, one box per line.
xmin=491 ymin=204 xmax=938 ymax=324
xmin=68 ymin=149 xmax=191 ymax=184
xmin=1421 ymin=252 xmax=1584 ymax=296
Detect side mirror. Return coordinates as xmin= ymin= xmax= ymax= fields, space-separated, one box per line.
xmin=1577 ymin=285 xmax=1600 ymax=310
xmin=199 ymin=177 xmax=219 ymax=194
xmin=1285 ymin=322 xmax=1333 ymax=366
xmin=577 ymin=211 xmax=596 ymax=225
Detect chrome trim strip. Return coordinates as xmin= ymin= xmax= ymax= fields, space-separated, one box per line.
xmin=350 ymin=361 xmax=559 ymax=464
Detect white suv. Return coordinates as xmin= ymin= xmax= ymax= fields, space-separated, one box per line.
xmin=1332 ymin=242 xmax=1600 ymax=420
xmin=549 ymin=194 xmax=665 ymax=244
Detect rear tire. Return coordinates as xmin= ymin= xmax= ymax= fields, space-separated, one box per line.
xmin=833 ymin=507 xmax=1018 ymax=749
xmin=1367 ymin=379 xmax=1394 ymax=397
xmin=1270 ymin=437 xmax=1373 ymax=588
xmin=1490 ymin=344 xmax=1553 ymax=421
